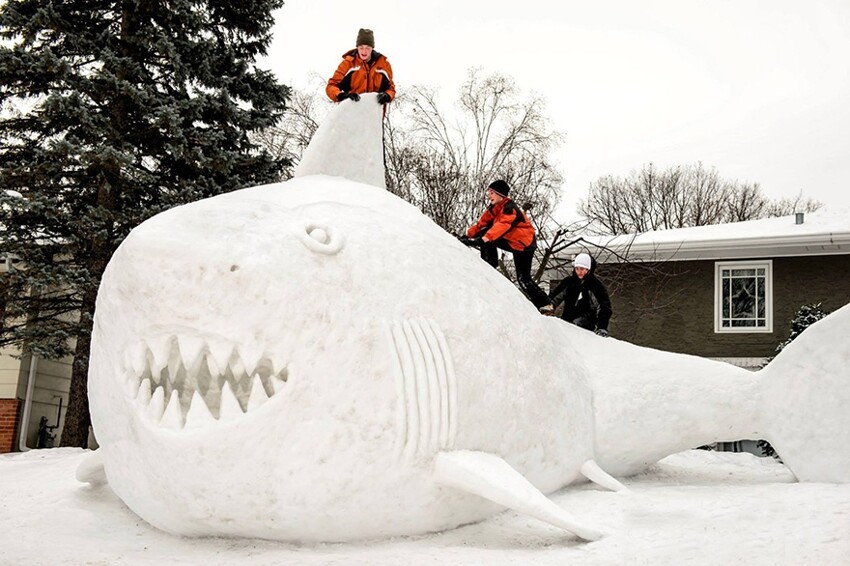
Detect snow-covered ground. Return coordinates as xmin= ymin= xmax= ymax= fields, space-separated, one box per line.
xmin=3 ymin=448 xmax=849 ymax=565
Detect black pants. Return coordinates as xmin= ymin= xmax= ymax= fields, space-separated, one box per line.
xmin=480 ymin=241 xmax=551 ymax=309
xmin=568 ymin=315 xmax=596 ymax=331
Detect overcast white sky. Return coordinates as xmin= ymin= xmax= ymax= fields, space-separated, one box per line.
xmin=265 ymin=0 xmax=850 ymax=218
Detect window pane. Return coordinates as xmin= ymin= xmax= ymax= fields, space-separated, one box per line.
xmin=731 ymin=278 xmax=756 ymax=318
xmin=732 ymin=268 xmax=756 ymax=277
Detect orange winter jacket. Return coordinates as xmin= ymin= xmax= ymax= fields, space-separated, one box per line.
xmin=326 ymin=49 xmax=396 ymax=102
xmin=467 ymin=198 xmax=536 ymax=252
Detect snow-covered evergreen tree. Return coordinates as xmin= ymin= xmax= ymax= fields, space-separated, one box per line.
xmin=0 ymin=0 xmax=290 ymax=446
xmin=772 ymin=303 xmax=831 ymax=357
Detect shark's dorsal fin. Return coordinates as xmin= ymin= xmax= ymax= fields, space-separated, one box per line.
xmin=293 ymin=93 xmax=386 ymax=189
xmin=433 ymin=450 xmax=604 ymax=541
xmin=580 ymin=459 xmax=628 ymax=492
xmin=75 ymin=449 xmax=107 ymax=486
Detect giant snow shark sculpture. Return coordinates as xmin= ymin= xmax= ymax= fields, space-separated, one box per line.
xmin=78 ymin=93 xmax=850 ymax=543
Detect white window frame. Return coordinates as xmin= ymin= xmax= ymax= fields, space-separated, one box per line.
xmin=714 ymin=260 xmax=773 ymax=333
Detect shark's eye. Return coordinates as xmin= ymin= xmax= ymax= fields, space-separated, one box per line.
xmin=299 ymin=221 xmax=344 ymax=255
xmin=308 ymin=226 xmax=329 ymax=244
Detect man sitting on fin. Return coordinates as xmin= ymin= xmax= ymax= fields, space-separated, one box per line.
xmin=326 ymin=28 xmax=395 ymax=107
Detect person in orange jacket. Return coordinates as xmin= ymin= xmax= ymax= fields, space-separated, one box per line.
xmin=326 ymin=28 xmax=395 ymax=106
xmin=461 ymin=180 xmax=554 ymax=313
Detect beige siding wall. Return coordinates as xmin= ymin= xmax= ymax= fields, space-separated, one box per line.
xmin=21 ymin=355 xmax=73 ymax=449
xmin=0 ymin=346 xmax=23 ymax=399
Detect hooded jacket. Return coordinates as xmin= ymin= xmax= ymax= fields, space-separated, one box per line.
xmin=549 ymin=256 xmax=612 ymax=330
xmin=466 ymin=197 xmax=536 ymax=252
xmin=326 ymin=49 xmax=396 ymax=102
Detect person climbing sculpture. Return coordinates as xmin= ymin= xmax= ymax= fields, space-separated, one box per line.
xmin=549 ymin=252 xmax=612 ymax=337
xmin=461 ymin=180 xmax=554 ymax=313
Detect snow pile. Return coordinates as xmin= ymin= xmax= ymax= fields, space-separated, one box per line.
xmin=80 ymin=94 xmax=850 ymax=546
xmin=87 ymin=172 xmax=596 ymax=540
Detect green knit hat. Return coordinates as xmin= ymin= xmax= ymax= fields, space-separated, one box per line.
xmin=356 ymin=28 xmax=375 ymax=48
xmin=487 ymin=180 xmax=511 ymax=197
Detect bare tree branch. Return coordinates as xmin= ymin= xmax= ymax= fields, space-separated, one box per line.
xmin=579 ymin=162 xmax=823 ymax=235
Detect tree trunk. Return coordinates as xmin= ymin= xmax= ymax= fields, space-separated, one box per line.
xmin=60 ymin=289 xmax=96 ymax=448
xmin=61 ymin=92 xmax=122 ymax=447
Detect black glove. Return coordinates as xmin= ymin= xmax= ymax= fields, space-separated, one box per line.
xmin=594 ymin=328 xmax=609 ymax=338
xmin=337 ymin=91 xmax=360 ymax=102
xmin=465 ymin=236 xmax=484 ymax=248
xmin=376 ymin=92 xmax=391 ymax=105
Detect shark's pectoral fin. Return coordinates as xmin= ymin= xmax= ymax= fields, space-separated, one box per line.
xmin=75 ymin=449 xmax=107 ymax=486
xmin=433 ymin=450 xmax=605 ymax=541
xmin=580 ymin=459 xmax=628 ymax=492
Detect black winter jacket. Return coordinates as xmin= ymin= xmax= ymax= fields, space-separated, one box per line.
xmin=549 ymin=265 xmax=612 ymax=331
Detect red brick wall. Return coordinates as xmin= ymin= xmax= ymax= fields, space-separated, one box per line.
xmin=0 ymin=398 xmax=22 ymax=453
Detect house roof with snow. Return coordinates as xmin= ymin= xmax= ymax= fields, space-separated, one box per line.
xmin=564 ymin=209 xmax=850 ymax=263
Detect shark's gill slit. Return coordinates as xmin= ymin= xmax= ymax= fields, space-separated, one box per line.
xmin=126 ymin=335 xmax=289 ymax=429
xmin=420 ymin=318 xmax=454 ymax=450
xmin=402 ymin=320 xmax=432 ymax=455
xmin=393 ymin=319 xmax=458 ymax=458
xmin=409 ymin=319 xmax=442 ymax=452
xmin=387 ymin=324 xmax=409 ymax=461
xmin=392 ymin=322 xmax=420 ymax=461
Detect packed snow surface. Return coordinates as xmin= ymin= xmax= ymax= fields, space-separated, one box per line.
xmin=4 ymin=448 xmax=850 ymax=565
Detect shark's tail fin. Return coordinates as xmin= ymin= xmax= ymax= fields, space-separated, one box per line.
xmin=759 ymin=303 xmax=850 ymax=482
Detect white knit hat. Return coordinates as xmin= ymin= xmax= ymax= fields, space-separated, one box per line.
xmin=574 ymin=252 xmax=592 ymax=270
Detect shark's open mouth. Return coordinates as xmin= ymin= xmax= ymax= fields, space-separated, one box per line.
xmin=124 ymin=334 xmax=288 ymax=430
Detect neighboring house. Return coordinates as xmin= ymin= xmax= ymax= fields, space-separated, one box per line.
xmin=0 ymin=348 xmax=73 ymax=453
xmin=550 ymin=210 xmax=850 ymax=370
xmin=0 ymin=255 xmax=73 ymax=453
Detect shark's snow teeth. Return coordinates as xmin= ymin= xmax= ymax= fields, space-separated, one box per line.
xmin=124 ymin=335 xmax=288 ymax=430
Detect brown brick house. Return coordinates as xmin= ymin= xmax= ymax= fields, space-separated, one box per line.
xmin=549 ymin=210 xmax=850 ymax=369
